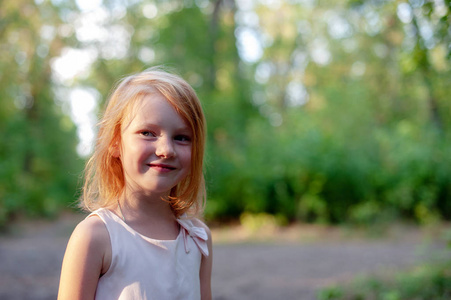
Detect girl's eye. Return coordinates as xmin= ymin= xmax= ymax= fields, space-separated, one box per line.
xmin=175 ymin=135 xmax=191 ymax=142
xmin=140 ymin=131 xmax=156 ymax=137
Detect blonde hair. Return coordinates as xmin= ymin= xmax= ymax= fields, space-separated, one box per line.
xmin=82 ymin=67 xmax=206 ymax=218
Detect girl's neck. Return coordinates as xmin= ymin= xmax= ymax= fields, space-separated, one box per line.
xmin=115 ymin=191 xmax=179 ymax=240
xmin=118 ymin=191 xmax=174 ymax=220
xmin=119 ymin=194 xmax=174 ymax=217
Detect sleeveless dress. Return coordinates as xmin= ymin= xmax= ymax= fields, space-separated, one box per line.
xmin=90 ymin=208 xmax=209 ymax=300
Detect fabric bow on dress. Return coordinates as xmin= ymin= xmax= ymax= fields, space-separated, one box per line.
xmin=177 ymin=216 xmax=209 ymax=257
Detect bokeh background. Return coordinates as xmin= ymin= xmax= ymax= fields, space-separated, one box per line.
xmin=1 ymin=0 xmax=450 ymax=227
xmin=1 ymin=0 xmax=451 ymax=298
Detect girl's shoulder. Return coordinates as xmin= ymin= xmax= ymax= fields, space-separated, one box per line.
xmin=72 ymin=212 xmax=111 ymax=250
xmin=61 ymin=211 xmax=112 ymax=283
xmin=58 ymin=212 xmax=112 ymax=298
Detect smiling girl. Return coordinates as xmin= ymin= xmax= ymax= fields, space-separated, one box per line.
xmin=58 ymin=67 xmax=212 ymax=300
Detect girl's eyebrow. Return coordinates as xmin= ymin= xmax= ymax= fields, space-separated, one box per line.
xmin=137 ymin=122 xmax=191 ymax=132
xmin=135 ymin=122 xmax=157 ymax=128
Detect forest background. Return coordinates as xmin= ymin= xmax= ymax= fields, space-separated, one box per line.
xmin=0 ymin=0 xmax=450 ymax=229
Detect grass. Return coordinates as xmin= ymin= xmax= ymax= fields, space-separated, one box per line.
xmin=317 ymin=261 xmax=451 ymax=300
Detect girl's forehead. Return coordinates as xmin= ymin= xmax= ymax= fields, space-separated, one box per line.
xmin=122 ymin=92 xmax=190 ymax=130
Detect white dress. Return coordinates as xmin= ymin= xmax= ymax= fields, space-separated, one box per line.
xmin=90 ymin=208 xmax=209 ymax=300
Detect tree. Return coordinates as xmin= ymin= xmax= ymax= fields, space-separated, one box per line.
xmin=0 ymin=0 xmax=82 ymax=226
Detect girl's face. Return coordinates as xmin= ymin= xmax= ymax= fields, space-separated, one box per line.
xmin=117 ymin=92 xmax=192 ymax=197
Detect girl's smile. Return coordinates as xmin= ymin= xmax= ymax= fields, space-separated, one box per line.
xmin=147 ymin=162 xmax=176 ymax=172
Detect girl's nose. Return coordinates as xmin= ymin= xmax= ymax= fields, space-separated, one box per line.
xmin=155 ymin=137 xmax=175 ymax=158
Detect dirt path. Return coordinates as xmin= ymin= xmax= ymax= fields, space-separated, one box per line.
xmin=0 ymin=213 xmax=449 ymax=300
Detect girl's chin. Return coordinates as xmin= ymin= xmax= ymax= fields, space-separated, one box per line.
xmin=124 ymin=177 xmax=183 ymax=196
xmin=134 ymin=184 xmax=177 ymax=196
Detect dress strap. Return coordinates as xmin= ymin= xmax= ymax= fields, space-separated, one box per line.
xmin=177 ymin=215 xmax=209 ymax=257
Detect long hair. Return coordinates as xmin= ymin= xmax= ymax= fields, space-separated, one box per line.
xmin=81 ymin=67 xmax=206 ymax=217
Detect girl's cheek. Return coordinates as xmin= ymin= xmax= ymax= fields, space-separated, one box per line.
xmin=136 ymin=140 xmax=153 ymax=151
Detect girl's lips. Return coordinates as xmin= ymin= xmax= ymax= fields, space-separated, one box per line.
xmin=148 ymin=163 xmax=176 ymax=172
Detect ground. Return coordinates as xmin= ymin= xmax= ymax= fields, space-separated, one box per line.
xmin=0 ymin=212 xmax=449 ymax=300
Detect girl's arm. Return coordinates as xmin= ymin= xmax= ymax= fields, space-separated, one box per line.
xmin=58 ymin=216 xmax=111 ymax=300
xmin=197 ymin=221 xmax=213 ymax=300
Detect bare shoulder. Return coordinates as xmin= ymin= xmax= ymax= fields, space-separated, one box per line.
xmin=69 ymin=214 xmax=111 ymax=267
xmin=65 ymin=214 xmax=111 ymax=267
xmin=58 ymin=215 xmax=111 ymax=299
xmin=73 ymin=214 xmax=109 ymax=241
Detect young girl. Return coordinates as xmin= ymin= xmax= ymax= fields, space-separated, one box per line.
xmin=58 ymin=67 xmax=212 ymax=300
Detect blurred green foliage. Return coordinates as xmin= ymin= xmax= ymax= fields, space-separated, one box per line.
xmin=0 ymin=0 xmax=450 ymax=227
xmin=0 ymin=0 xmax=82 ymax=227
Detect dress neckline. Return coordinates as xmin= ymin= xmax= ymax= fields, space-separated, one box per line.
xmin=104 ymin=208 xmax=182 ymax=242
